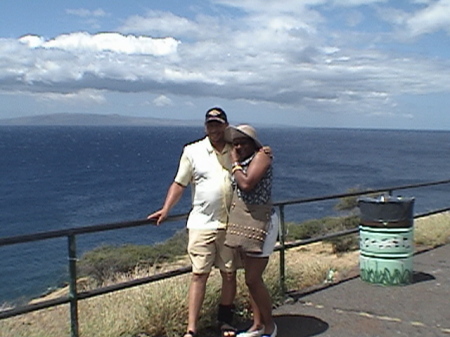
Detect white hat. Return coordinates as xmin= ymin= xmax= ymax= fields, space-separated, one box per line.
xmin=224 ymin=124 xmax=263 ymax=148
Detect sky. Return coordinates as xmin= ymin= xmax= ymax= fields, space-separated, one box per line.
xmin=0 ymin=0 xmax=449 ymax=130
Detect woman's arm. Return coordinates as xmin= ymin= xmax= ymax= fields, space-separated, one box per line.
xmin=233 ymin=149 xmax=271 ymax=192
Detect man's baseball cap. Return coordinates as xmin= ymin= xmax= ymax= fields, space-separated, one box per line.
xmin=205 ymin=107 xmax=228 ymax=124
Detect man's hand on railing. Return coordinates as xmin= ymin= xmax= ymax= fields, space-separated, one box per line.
xmin=147 ymin=209 xmax=168 ymax=226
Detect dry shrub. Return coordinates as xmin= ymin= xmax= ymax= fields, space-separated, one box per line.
xmin=414 ymin=211 xmax=450 ymax=247
xmin=0 ymin=305 xmax=71 ymax=337
xmin=139 ymin=277 xmax=190 ymax=337
xmin=283 ymin=242 xmax=359 ymax=289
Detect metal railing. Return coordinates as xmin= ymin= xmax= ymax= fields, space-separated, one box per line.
xmin=1 ymin=179 xmax=450 ymax=337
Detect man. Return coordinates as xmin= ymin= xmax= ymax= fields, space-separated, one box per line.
xmin=148 ymin=107 xmax=238 ymax=337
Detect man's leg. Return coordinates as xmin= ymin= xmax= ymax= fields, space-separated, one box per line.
xmin=220 ymin=270 xmax=236 ymax=305
xmin=215 ymin=230 xmax=239 ymax=333
xmin=187 ymin=272 xmax=210 ymax=334
xmin=218 ymin=270 xmax=237 ymax=335
xmin=187 ymin=229 xmax=217 ymax=335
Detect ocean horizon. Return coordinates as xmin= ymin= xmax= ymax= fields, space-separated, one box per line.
xmin=2 ymin=112 xmax=448 ymax=131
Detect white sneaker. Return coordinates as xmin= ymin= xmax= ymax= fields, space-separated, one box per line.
xmin=237 ymin=326 xmax=264 ymax=337
xmin=261 ymin=324 xmax=277 ymax=337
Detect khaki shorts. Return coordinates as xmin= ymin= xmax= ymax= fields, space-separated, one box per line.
xmin=187 ymin=228 xmax=239 ymax=274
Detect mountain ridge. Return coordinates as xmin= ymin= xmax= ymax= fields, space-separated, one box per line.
xmin=0 ymin=113 xmax=201 ymax=126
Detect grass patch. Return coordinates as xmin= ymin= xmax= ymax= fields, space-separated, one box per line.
xmin=414 ymin=212 xmax=450 ymax=247
xmin=78 ymin=230 xmax=188 ymax=284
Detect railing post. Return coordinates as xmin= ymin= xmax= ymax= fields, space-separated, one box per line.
xmin=278 ymin=205 xmax=287 ymax=295
xmin=68 ymin=234 xmax=79 ymax=337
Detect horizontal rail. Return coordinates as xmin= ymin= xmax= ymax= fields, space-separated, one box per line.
xmin=2 ymin=179 xmax=449 ymax=247
xmin=0 ymin=179 xmax=450 ymax=247
xmin=1 ymin=178 xmax=450 ymax=336
xmin=413 ymin=206 xmax=450 ymax=219
xmin=273 ymin=178 xmax=450 ymax=206
xmin=0 ymin=214 xmax=186 ymax=247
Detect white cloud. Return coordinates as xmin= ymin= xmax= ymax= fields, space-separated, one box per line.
xmin=64 ymin=8 xmax=110 ymax=30
xmin=66 ymin=8 xmax=108 ymax=18
xmin=153 ymin=95 xmax=173 ymax=107
xmin=330 ymin=0 xmax=387 ymax=6
xmin=36 ymin=89 xmax=106 ymax=104
xmin=119 ymin=10 xmax=207 ymax=38
xmin=17 ymin=35 xmax=45 ymax=48
xmin=19 ymin=32 xmax=179 ymax=56
xmin=378 ymin=0 xmax=450 ymax=38
xmin=406 ymin=0 xmax=450 ymax=36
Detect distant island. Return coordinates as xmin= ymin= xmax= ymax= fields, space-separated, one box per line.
xmin=0 ymin=113 xmax=202 ymax=127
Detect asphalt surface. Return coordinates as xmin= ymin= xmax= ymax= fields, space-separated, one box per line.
xmin=270 ymin=244 xmax=450 ymax=337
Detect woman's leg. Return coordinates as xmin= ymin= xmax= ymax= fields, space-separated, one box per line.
xmin=243 ymin=255 xmax=275 ymax=335
xmin=246 ymin=291 xmax=263 ymax=331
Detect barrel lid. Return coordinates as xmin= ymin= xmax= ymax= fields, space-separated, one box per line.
xmin=357 ymin=195 xmax=415 ymax=205
xmin=357 ymin=195 xmax=415 ymax=224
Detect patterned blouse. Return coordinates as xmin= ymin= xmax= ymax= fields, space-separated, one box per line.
xmin=233 ymin=152 xmax=273 ymax=205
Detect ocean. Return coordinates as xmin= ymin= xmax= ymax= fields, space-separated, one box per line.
xmin=1 ymin=126 xmax=450 ymax=304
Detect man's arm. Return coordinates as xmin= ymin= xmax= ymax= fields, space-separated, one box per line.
xmin=147 ymin=182 xmax=185 ymax=225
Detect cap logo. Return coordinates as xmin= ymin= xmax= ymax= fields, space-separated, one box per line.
xmin=208 ymin=109 xmax=221 ymax=116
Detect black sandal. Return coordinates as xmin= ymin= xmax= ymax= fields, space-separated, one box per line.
xmin=220 ymin=323 xmax=237 ymax=337
xmin=218 ymin=304 xmax=237 ymax=337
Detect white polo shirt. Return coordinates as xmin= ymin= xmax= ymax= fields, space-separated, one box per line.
xmin=174 ymin=137 xmax=233 ymax=230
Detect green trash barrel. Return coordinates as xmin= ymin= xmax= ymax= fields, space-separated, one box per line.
xmin=357 ymin=195 xmax=415 ymax=286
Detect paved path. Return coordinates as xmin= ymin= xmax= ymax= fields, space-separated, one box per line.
xmin=270 ymin=244 xmax=450 ymax=337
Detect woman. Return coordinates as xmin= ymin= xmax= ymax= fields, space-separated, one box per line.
xmin=224 ymin=124 xmax=278 ymax=337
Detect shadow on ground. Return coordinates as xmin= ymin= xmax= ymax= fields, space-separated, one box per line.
xmin=233 ymin=314 xmax=328 ymax=337
xmin=274 ymin=315 xmax=328 ymax=337
xmin=412 ymin=271 xmax=435 ymax=283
